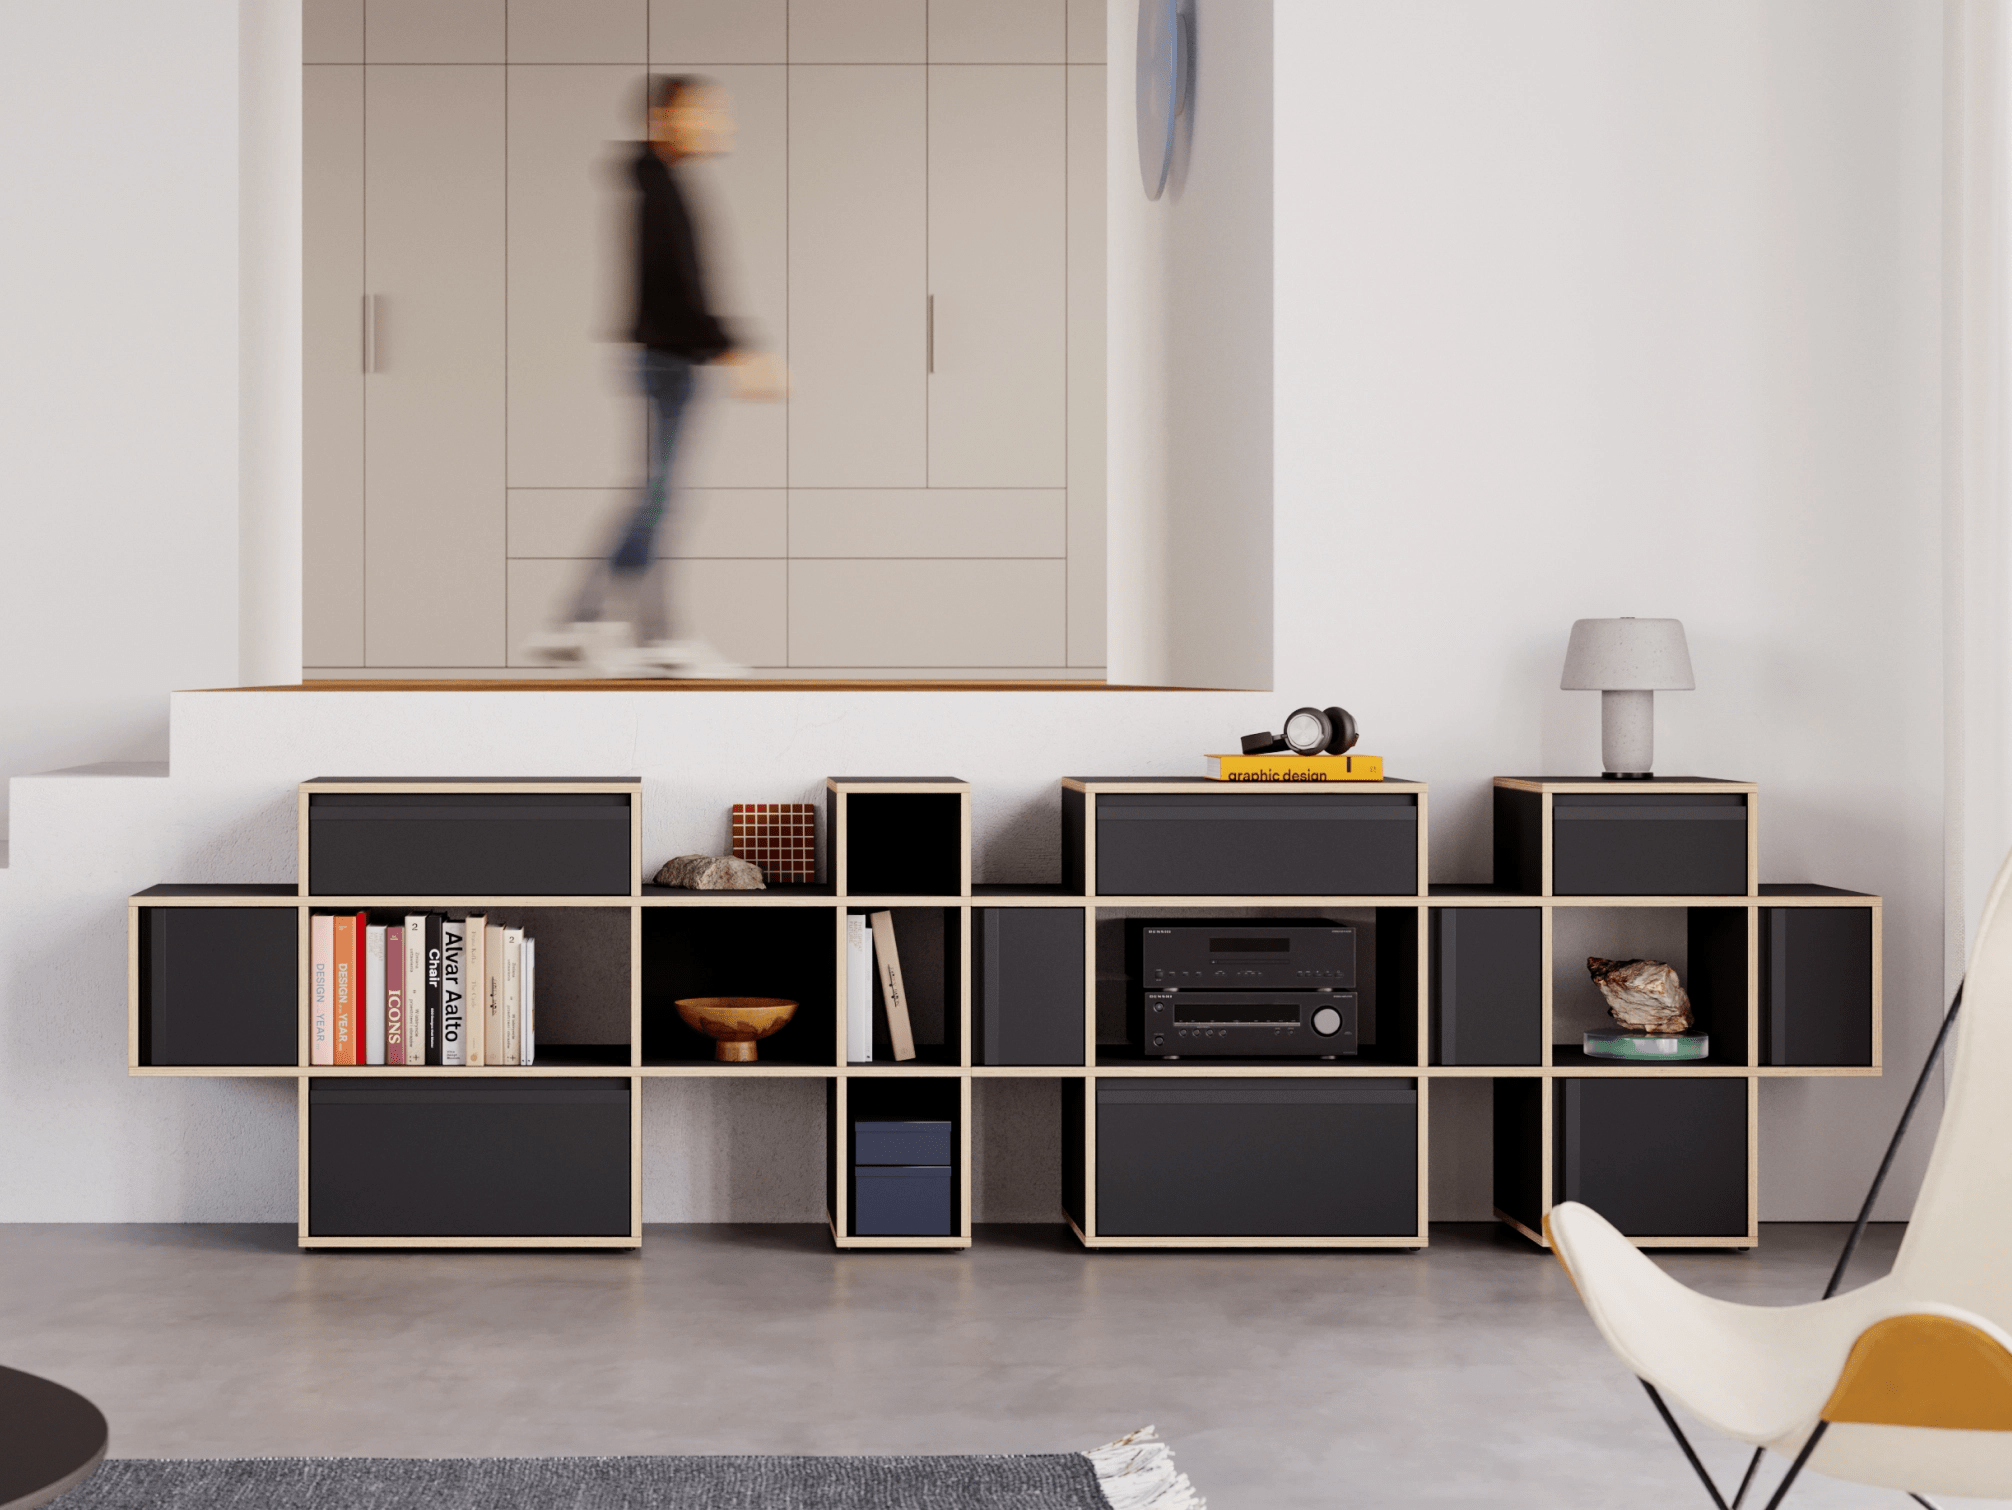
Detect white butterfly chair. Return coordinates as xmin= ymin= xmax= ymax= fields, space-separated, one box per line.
xmin=1548 ymin=848 xmax=2012 ymax=1509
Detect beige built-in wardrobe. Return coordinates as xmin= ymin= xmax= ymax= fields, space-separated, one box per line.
xmin=304 ymin=0 xmax=1106 ymax=676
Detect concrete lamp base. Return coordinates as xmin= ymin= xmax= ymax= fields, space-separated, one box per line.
xmin=1600 ymin=689 xmax=1656 ymax=777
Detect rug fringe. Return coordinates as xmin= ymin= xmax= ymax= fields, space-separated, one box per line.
xmin=1082 ymin=1426 xmax=1205 ymax=1510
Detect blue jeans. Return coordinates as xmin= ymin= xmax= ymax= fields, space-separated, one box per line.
xmin=573 ymin=350 xmax=696 ymax=641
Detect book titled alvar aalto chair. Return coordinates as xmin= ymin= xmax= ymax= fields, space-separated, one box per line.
xmin=1549 ymin=850 xmax=2012 ymax=1508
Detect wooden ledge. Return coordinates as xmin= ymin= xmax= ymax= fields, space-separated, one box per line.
xmin=215 ymin=678 xmax=1239 ymax=693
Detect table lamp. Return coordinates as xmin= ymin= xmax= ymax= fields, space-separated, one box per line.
xmin=1560 ymin=618 xmax=1694 ymax=778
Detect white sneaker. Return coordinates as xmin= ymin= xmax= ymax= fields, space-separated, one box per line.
xmin=521 ymin=621 xmax=598 ymax=664
xmin=647 ymin=638 xmax=748 ymax=679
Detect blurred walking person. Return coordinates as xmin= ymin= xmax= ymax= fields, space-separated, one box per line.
xmin=529 ymin=75 xmax=783 ymax=676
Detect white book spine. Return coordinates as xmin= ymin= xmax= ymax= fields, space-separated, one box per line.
xmin=441 ymin=916 xmax=466 ymax=1066
xmin=463 ymin=914 xmax=486 ymax=1066
xmin=364 ymin=925 xmax=387 ymax=1065
xmin=522 ymin=936 xmax=535 ymax=1067
xmin=485 ymin=924 xmax=506 ymax=1069
xmin=403 ymin=914 xmax=427 ymax=1063
xmin=503 ymin=928 xmax=522 ymax=1067
xmin=846 ymin=915 xmax=873 ymax=1063
xmin=310 ymin=915 xmax=334 ymax=1066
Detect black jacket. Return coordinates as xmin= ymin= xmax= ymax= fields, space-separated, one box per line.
xmin=631 ymin=146 xmax=732 ymax=359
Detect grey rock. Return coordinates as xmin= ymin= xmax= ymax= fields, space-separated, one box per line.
xmin=654 ymin=854 xmax=767 ymax=891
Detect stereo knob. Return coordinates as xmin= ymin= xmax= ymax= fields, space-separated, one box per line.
xmin=1311 ymin=1006 xmax=1343 ymax=1037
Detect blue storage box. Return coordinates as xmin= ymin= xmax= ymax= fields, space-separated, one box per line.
xmin=855 ymin=1119 xmax=954 ymax=1167
xmin=853 ymin=1165 xmax=954 ymax=1236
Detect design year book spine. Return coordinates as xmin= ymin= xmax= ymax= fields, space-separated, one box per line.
xmin=332 ymin=913 xmax=356 ymax=1066
xmin=440 ymin=916 xmax=466 ymax=1066
xmin=310 ymin=914 xmax=333 ymax=1066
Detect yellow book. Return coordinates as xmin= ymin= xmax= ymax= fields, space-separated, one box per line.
xmin=1204 ymin=753 xmax=1385 ymax=782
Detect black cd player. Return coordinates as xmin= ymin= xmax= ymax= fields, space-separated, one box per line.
xmin=1139 ymin=990 xmax=1359 ymax=1058
xmin=1129 ymin=919 xmax=1356 ymax=990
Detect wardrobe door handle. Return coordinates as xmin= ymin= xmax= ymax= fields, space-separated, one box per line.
xmin=362 ymin=293 xmax=378 ymax=374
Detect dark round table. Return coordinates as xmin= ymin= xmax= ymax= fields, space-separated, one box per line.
xmin=0 ymin=1366 xmax=106 ymax=1510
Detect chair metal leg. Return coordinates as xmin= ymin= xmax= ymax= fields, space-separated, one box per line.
xmin=1825 ymin=980 xmax=1964 ymax=1299
xmin=1760 ymin=1421 xmax=1828 ymax=1510
xmin=1906 ymin=1495 xmax=1942 ymax=1509
xmin=1729 ymin=1446 xmax=1767 ymax=1508
xmin=1642 ymin=1380 xmax=1732 ymax=1510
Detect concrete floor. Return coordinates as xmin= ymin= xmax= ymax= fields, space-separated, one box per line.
xmin=0 ymin=1222 xmax=1999 ymax=1510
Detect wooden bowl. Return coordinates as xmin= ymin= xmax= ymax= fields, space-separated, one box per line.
xmin=674 ymin=996 xmax=799 ymax=1062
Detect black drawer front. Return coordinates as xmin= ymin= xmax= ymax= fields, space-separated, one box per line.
xmin=1556 ymin=1078 xmax=1746 ymax=1237
xmin=1762 ymin=908 xmax=1875 ymax=1066
xmin=1096 ymin=1079 xmax=1416 ymax=1237
xmin=1430 ymin=908 xmax=1541 ymax=1066
xmin=309 ymin=793 xmax=631 ymax=896
xmin=974 ymin=908 xmax=1085 ymax=1065
xmin=142 ymin=907 xmax=298 ymax=1066
xmin=309 ymin=1079 xmax=631 ymax=1237
xmin=1550 ymin=794 xmax=1747 ymax=896
xmin=1095 ymin=794 xmax=1417 ymax=897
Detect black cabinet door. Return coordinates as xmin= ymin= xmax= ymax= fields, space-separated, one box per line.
xmin=974 ymin=908 xmax=1085 ymax=1065
xmin=309 ymin=793 xmax=631 ymax=896
xmin=143 ymin=907 xmax=298 ymax=1066
xmin=1556 ymin=1077 xmax=1747 ymax=1237
xmin=1095 ymin=794 xmax=1418 ymax=897
xmin=1762 ymin=908 xmax=1875 ymax=1065
xmin=1096 ymin=1078 xmax=1417 ymax=1236
xmin=1430 ymin=908 xmax=1541 ymax=1065
xmin=309 ymin=1079 xmax=631 ymax=1237
xmin=1551 ymin=794 xmax=1748 ymax=896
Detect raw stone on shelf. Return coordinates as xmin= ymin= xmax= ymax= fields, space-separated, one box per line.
xmin=1586 ymin=956 xmax=1693 ymax=1034
xmin=654 ymin=854 xmax=766 ymax=891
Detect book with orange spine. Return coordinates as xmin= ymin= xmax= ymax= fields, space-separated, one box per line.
xmin=332 ymin=913 xmax=356 ymax=1066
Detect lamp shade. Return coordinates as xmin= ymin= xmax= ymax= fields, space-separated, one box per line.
xmin=1560 ymin=618 xmax=1694 ymax=691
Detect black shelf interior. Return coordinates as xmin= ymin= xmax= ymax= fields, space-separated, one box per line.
xmin=840 ymin=1075 xmax=961 ymax=1238
xmin=1093 ymin=905 xmax=1413 ymax=1064
xmin=842 ymin=792 xmax=961 ymax=896
xmin=850 ymin=906 xmax=961 ymax=1067
xmin=1548 ymin=905 xmax=1748 ymax=1068
xmin=313 ymin=904 xmax=632 ymax=1060
xmin=528 ymin=1043 xmax=632 ymax=1067
xmin=642 ymin=905 xmax=838 ymax=1066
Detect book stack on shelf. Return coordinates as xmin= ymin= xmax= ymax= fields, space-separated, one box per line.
xmin=846 ymin=910 xmax=915 ymax=1063
xmin=310 ymin=912 xmax=536 ymax=1067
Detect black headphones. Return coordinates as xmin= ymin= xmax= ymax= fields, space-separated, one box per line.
xmin=1242 ymin=706 xmax=1358 ymax=757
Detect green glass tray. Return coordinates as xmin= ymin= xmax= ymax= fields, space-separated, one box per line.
xmin=1583 ymin=1030 xmax=1710 ymax=1062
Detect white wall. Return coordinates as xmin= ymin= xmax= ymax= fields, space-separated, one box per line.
xmin=0 ymin=1 xmax=248 ymax=838
xmin=1272 ymin=0 xmax=1947 ymax=1217
xmin=1106 ymin=0 xmax=1274 ymax=689
xmin=0 ymin=0 xmax=1954 ymax=1227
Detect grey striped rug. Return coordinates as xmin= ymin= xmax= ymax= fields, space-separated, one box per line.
xmin=50 ymin=1433 xmax=1204 ymax=1510
xmin=55 ymin=1456 xmax=1102 ymax=1510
